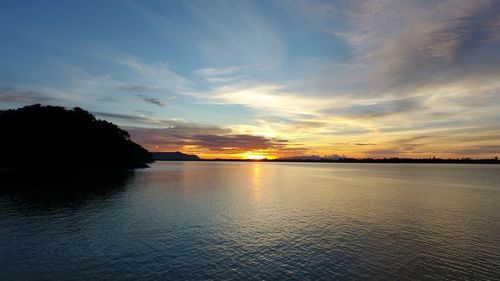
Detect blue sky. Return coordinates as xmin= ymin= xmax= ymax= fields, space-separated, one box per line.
xmin=1 ymin=0 xmax=500 ymax=158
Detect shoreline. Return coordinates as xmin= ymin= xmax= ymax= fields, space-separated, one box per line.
xmin=154 ymin=158 xmax=500 ymax=164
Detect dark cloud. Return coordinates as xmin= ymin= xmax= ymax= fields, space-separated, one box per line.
xmin=0 ymin=87 xmax=54 ymax=104
xmin=126 ymin=126 xmax=295 ymax=154
xmin=95 ymin=112 xmax=272 ymax=154
xmin=137 ymin=95 xmax=165 ymax=107
xmin=353 ymin=143 xmax=375 ymax=146
xmin=190 ymin=134 xmax=288 ymax=151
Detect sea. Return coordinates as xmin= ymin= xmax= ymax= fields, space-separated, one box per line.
xmin=1 ymin=162 xmax=499 ymax=280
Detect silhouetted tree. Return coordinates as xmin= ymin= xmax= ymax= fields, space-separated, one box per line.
xmin=0 ymin=104 xmax=153 ymax=168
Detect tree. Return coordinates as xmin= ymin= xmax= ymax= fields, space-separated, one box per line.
xmin=0 ymin=104 xmax=153 ymax=168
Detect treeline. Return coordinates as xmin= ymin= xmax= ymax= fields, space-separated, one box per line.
xmin=0 ymin=104 xmax=153 ymax=169
xmin=200 ymin=157 xmax=500 ymax=164
xmin=271 ymin=157 xmax=500 ymax=164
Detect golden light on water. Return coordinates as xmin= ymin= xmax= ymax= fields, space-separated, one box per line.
xmin=251 ymin=163 xmax=262 ymax=202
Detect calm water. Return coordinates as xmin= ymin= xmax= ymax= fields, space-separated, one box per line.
xmin=1 ymin=162 xmax=499 ymax=280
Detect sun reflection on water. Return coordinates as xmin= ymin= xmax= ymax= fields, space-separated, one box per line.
xmin=251 ymin=163 xmax=262 ymax=202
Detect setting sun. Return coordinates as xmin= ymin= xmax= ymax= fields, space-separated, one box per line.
xmin=240 ymin=152 xmax=267 ymax=160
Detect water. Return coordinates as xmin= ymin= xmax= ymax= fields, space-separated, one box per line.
xmin=1 ymin=162 xmax=499 ymax=280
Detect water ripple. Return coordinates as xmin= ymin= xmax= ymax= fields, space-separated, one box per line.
xmin=1 ymin=163 xmax=499 ymax=280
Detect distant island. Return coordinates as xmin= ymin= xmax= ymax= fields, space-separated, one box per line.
xmin=156 ymin=152 xmax=498 ymax=164
xmin=207 ymin=158 xmax=499 ymax=164
xmin=153 ymin=152 xmax=200 ymax=161
xmin=272 ymin=157 xmax=500 ymax=164
xmin=0 ymin=104 xmax=153 ymax=169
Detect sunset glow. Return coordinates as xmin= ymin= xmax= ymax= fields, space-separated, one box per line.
xmin=240 ymin=152 xmax=268 ymax=161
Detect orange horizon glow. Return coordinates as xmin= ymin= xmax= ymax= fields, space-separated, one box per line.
xmin=239 ymin=152 xmax=268 ymax=160
xmin=143 ymin=144 xmax=500 ymax=160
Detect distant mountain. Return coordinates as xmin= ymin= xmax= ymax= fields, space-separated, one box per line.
xmin=279 ymin=154 xmax=344 ymax=161
xmin=0 ymin=104 xmax=154 ymax=169
xmin=153 ymin=152 xmax=201 ymax=161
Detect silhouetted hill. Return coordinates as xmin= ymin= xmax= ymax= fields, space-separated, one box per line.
xmin=0 ymin=104 xmax=154 ymax=169
xmin=153 ymin=151 xmax=200 ymax=161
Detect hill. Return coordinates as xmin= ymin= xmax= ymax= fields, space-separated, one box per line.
xmin=153 ymin=152 xmax=200 ymax=161
xmin=0 ymin=104 xmax=154 ymax=169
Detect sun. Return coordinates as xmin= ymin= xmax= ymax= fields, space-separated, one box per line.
xmin=247 ymin=155 xmax=266 ymax=160
xmin=241 ymin=152 xmax=267 ymax=160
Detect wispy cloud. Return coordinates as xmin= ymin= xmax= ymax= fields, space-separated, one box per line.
xmin=324 ymin=97 xmax=427 ymax=119
xmin=118 ymin=84 xmax=159 ymax=92
xmin=137 ymin=95 xmax=166 ymax=107
xmin=94 ymin=51 xmax=196 ymax=95
xmin=94 ymin=111 xmax=181 ymax=128
xmin=0 ymin=87 xmax=54 ymax=105
xmin=198 ymin=84 xmax=337 ymax=117
xmin=195 ymin=66 xmax=241 ymax=77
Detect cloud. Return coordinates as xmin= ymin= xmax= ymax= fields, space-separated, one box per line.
xmin=0 ymin=87 xmax=54 ymax=104
xmin=280 ymin=0 xmax=500 ymax=104
xmin=137 ymin=95 xmax=166 ymax=107
xmin=195 ymin=66 xmax=241 ymax=77
xmin=362 ymin=126 xmax=500 ymax=157
xmin=95 ymin=52 xmax=195 ymax=95
xmin=324 ymin=97 xmax=427 ymax=119
xmin=194 ymin=66 xmax=248 ymax=84
xmin=93 ymin=111 xmax=305 ymax=157
xmin=131 ymin=1 xmax=283 ymax=68
xmin=459 ymin=145 xmax=500 ymax=155
xmin=189 ymin=134 xmax=288 ymax=152
xmin=118 ymin=84 xmax=159 ymax=91
xmin=95 ymin=112 xmax=157 ymax=123
xmin=200 ymin=84 xmax=336 ymax=116
xmin=346 ymin=0 xmax=500 ymax=96
xmin=94 ymin=111 xmax=184 ymax=128
xmin=322 ymin=128 xmax=372 ymax=136
xmin=126 ymin=125 xmax=299 ymax=156
xmin=97 ymin=97 xmax=118 ymax=102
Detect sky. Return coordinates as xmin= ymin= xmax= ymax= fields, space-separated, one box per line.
xmin=1 ymin=0 xmax=500 ymax=159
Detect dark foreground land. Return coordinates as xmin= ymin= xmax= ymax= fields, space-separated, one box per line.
xmin=0 ymin=104 xmax=153 ymax=169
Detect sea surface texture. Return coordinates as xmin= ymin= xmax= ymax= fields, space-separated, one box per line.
xmin=1 ymin=162 xmax=499 ymax=280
